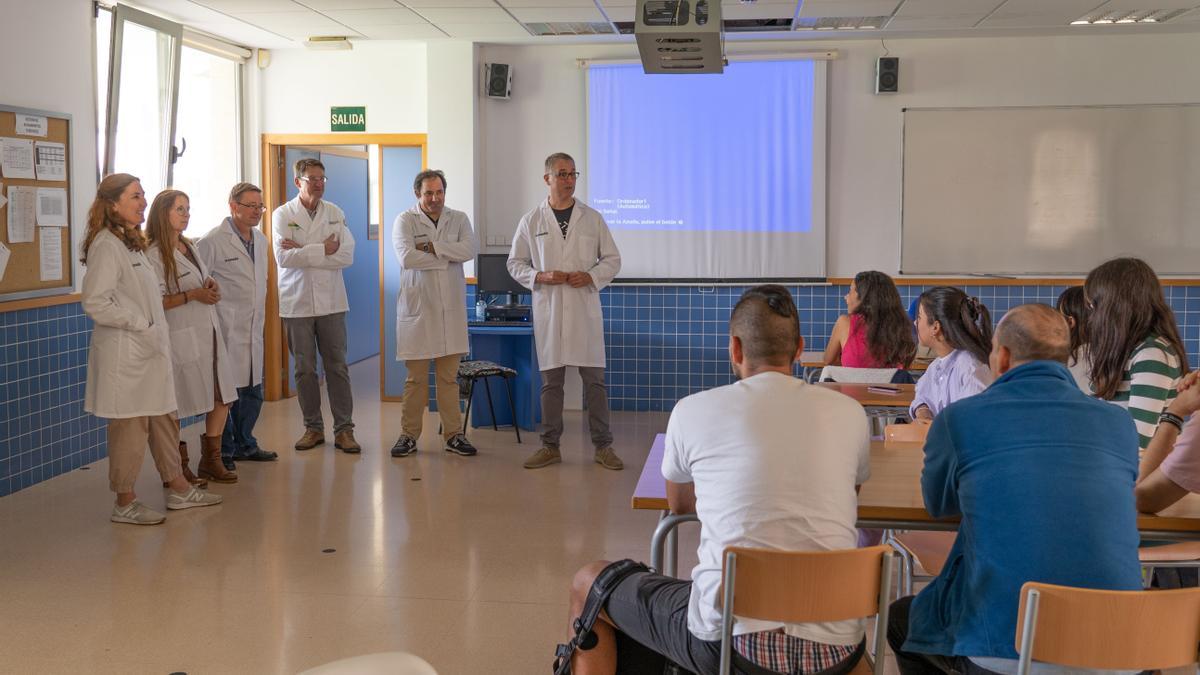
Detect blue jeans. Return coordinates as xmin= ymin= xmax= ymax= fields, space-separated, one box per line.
xmin=221 ymin=383 xmax=264 ymax=460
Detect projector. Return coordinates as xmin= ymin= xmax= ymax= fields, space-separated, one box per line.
xmin=635 ymin=0 xmax=724 ymax=74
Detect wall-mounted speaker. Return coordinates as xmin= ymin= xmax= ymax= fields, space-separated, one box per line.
xmin=484 ymin=63 xmax=512 ymax=99
xmin=875 ymin=57 xmax=899 ymax=94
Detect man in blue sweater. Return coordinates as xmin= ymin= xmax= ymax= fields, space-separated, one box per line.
xmin=887 ymin=303 xmax=1143 ymax=674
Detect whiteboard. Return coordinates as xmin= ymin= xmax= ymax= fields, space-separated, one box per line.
xmin=900 ymin=105 xmax=1200 ymax=276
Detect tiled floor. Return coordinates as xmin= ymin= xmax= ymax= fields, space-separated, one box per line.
xmin=0 ymin=356 xmax=716 ymax=674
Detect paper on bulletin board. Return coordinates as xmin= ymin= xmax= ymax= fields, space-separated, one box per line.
xmin=39 ymin=228 xmax=62 ymax=281
xmin=34 ymin=141 xmax=66 ymax=181
xmin=16 ymin=114 xmax=48 ymax=137
xmin=0 ymin=137 xmax=36 ymax=179
xmin=0 ymin=181 xmax=7 ymax=211
xmin=0 ymin=241 xmax=10 ymax=283
xmin=36 ymin=187 xmax=67 ymax=226
xmin=7 ymin=185 xmax=35 ymax=243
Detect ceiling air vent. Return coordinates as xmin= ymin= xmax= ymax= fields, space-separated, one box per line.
xmin=793 ymin=16 xmax=888 ymax=30
xmin=524 ymin=22 xmax=615 ymax=36
xmin=723 ymin=17 xmax=792 ymax=32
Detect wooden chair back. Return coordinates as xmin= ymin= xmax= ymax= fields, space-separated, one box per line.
xmin=1015 ymin=582 xmax=1200 ymax=673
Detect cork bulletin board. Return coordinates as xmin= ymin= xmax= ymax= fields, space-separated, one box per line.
xmin=0 ymin=104 xmax=74 ymax=303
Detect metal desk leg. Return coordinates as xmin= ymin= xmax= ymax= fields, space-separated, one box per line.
xmin=650 ymin=513 xmax=699 ymax=578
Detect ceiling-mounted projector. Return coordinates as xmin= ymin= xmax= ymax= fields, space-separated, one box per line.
xmin=635 ymin=0 xmax=724 ymax=74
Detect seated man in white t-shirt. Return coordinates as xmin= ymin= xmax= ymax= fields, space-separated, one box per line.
xmin=565 ymin=284 xmax=872 ymax=675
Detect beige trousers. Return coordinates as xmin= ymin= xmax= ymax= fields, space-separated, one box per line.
xmin=107 ymin=413 xmax=182 ymax=493
xmin=402 ymin=354 xmax=463 ymax=440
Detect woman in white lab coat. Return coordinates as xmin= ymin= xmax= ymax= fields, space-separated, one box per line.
xmin=145 ymin=190 xmax=239 ymax=484
xmin=81 ymin=174 xmax=222 ymax=525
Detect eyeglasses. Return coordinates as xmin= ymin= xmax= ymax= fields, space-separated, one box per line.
xmin=173 ymin=206 xmax=190 ymax=215
xmin=299 ymin=175 xmax=328 ymax=184
xmin=237 ymin=202 xmax=267 ymax=212
xmin=550 ymin=171 xmax=581 ymax=180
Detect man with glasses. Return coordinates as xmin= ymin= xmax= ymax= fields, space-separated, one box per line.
xmin=198 ymin=182 xmax=277 ymax=470
xmin=508 ymin=152 xmax=623 ymax=470
xmin=272 ymin=158 xmax=361 ymax=454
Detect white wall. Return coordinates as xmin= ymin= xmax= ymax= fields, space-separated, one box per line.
xmin=478 ymin=33 xmax=1200 ymax=275
xmin=257 ymin=41 xmax=428 ymax=135
xmin=1 ymin=0 xmax=98 ymax=290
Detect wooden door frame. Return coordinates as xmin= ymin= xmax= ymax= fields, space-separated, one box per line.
xmin=260 ymin=133 xmax=427 ymax=402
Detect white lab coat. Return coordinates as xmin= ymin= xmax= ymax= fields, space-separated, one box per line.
xmin=271 ymin=197 xmax=355 ymax=318
xmin=147 ymin=240 xmax=238 ymax=418
xmin=393 ymin=204 xmax=477 ymax=361
xmin=82 ymin=230 xmax=177 ymax=419
xmin=507 ymin=199 xmax=621 ymax=370
xmin=197 ymin=219 xmax=268 ymax=388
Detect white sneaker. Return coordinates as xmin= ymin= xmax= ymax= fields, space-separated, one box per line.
xmin=111 ymin=500 xmax=165 ymax=525
xmin=166 ymin=485 xmax=223 ymax=510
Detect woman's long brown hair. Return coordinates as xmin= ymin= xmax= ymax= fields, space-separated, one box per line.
xmin=79 ymin=173 xmax=146 ymax=264
xmin=852 ymin=271 xmax=916 ymax=367
xmin=145 ymin=190 xmax=190 ymax=294
xmin=1085 ymin=257 xmax=1189 ymax=400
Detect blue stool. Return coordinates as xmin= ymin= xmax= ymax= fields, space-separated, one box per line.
xmin=457 ymin=359 xmax=521 ymax=443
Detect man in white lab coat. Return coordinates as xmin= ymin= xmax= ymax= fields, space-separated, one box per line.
xmin=508 ymin=152 xmax=623 ymax=470
xmin=272 ymin=158 xmax=361 ymax=454
xmin=197 ymin=182 xmax=277 ymax=471
xmin=390 ymin=169 xmax=479 ymax=458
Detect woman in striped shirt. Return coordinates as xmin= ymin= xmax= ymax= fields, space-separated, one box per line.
xmin=1085 ymin=257 xmax=1189 ymax=450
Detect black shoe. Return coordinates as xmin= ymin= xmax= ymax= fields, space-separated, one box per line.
xmin=235 ymin=449 xmax=278 ymax=462
xmin=444 ymin=434 xmax=477 ymax=457
xmin=390 ymin=435 xmax=417 ymax=458
xmin=221 ymin=458 xmax=236 ymax=472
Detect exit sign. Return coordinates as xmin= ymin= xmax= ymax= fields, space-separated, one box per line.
xmin=331 ymin=106 xmax=366 ymax=132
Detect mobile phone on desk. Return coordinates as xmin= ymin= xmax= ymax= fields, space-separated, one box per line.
xmin=866 ymin=385 xmax=901 ymax=395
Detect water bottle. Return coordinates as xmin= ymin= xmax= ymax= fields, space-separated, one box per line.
xmin=476 ymin=298 xmax=487 ymax=321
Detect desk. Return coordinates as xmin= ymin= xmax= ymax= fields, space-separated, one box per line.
xmin=467 ymin=323 xmax=540 ymax=431
xmin=800 ymin=351 xmax=931 ymax=373
xmin=634 ymin=433 xmax=1200 ymax=572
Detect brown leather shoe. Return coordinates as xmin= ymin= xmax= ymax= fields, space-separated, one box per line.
xmin=294 ymin=429 xmax=325 ymax=451
xmin=164 ymin=441 xmax=208 ymax=489
xmin=334 ymin=430 xmax=361 ymax=454
xmin=197 ymin=435 xmax=238 ymax=483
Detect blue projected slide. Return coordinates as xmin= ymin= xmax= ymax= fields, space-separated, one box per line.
xmin=587 ymin=60 xmax=815 ymax=234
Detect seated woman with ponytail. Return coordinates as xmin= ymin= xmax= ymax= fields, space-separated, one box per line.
xmin=910 ymin=287 xmax=994 ymax=422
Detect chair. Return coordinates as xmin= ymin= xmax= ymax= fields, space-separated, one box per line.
xmin=456 ymin=359 xmax=521 ymax=443
xmin=886 ymin=530 xmax=954 ymax=596
xmin=299 ymin=651 xmax=438 ymax=675
xmin=817 ymin=367 xmax=915 ymax=436
xmin=717 ymin=545 xmax=896 ymax=675
xmin=1014 ymin=581 xmax=1200 ymax=675
xmin=1139 ymin=540 xmax=1200 ymax=588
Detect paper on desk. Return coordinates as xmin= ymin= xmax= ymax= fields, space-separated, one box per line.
xmin=36 ymin=187 xmax=67 ymax=226
xmin=7 ymin=185 xmax=36 ymax=243
xmin=16 ymin=114 xmax=48 ymax=137
xmin=34 ymin=141 xmax=66 ymax=181
xmin=39 ymin=229 xmax=62 ymax=281
xmin=0 ymin=241 xmax=10 ymax=283
xmin=0 ymin=137 xmax=36 ymax=180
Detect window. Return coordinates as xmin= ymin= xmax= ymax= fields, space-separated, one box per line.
xmin=173 ymin=46 xmax=242 ymax=237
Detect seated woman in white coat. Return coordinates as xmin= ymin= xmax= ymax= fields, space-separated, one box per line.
xmin=80 ymin=174 xmax=222 ymax=525
xmin=146 ymin=190 xmax=239 ymax=484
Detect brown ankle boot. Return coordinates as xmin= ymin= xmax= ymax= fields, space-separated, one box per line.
xmin=164 ymin=441 xmax=208 ymax=489
xmin=197 ymin=435 xmax=237 ymax=483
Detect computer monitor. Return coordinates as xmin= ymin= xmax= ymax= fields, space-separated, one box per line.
xmin=476 ymin=254 xmax=527 ymax=303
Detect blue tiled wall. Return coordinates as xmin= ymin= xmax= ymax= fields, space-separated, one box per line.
xmin=0 ymin=303 xmax=106 ymax=497
xmin=3 ymin=284 xmax=1199 ymax=496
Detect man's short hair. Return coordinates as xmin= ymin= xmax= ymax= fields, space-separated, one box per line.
xmin=293 ymin=157 xmax=325 ymax=178
xmin=412 ymin=169 xmax=447 ymax=193
xmin=996 ymin=303 xmax=1071 ymax=364
xmin=228 ymin=182 xmax=262 ymax=203
xmin=544 ymin=152 xmax=575 ymax=175
xmin=729 ymin=285 xmax=801 ymax=367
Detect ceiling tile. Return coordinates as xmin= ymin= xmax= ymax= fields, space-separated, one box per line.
xmin=885 ymin=14 xmax=988 ymax=28
xmin=354 ymin=23 xmax=449 ymax=38
xmin=601 ymin=5 xmax=635 ymax=21
xmin=798 ymin=0 xmax=901 ymax=18
xmin=893 ymin=0 xmax=1002 ymax=16
xmin=323 ymin=8 xmax=427 ymax=24
xmin=1093 ymin=0 xmax=1200 ymax=9
xmin=507 ymin=7 xmax=607 ymax=22
xmin=722 ymin=2 xmax=800 ymax=20
xmin=301 ymin=0 xmax=404 ymax=8
xmin=194 ymin=0 xmax=304 ymax=12
xmin=498 ymin=0 xmax=600 ymax=6
xmin=401 ymin=0 xmax=499 ymax=6
xmin=418 ymin=7 xmax=516 ymax=22
xmin=229 ymin=10 xmax=356 ymax=35
xmin=188 ymin=20 xmax=298 ymax=47
xmin=437 ymin=22 xmax=536 ymax=38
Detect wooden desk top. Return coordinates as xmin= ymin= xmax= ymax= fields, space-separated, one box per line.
xmin=632 ymin=434 xmax=1200 ymax=538
xmin=800 ymin=351 xmax=931 ymax=373
xmin=815 ymin=382 xmax=916 ymax=408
